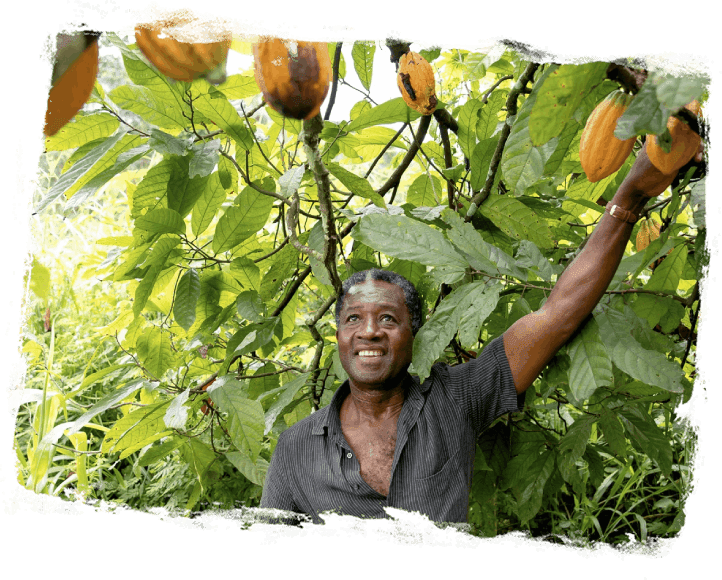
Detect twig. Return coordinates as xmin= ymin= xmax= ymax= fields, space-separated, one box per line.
xmin=377 ymin=115 xmax=432 ymax=196
xmin=324 ymin=43 xmax=343 ymax=121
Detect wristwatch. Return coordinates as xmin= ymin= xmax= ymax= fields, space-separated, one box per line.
xmin=605 ymin=202 xmax=639 ymax=224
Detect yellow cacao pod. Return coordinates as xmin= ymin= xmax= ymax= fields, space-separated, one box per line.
xmin=579 ymin=90 xmax=636 ymax=183
xmin=44 ymin=35 xmax=99 ymax=136
xmin=635 ymin=218 xmax=660 ymax=252
xmin=253 ymin=38 xmax=331 ymax=120
xmin=396 ymin=52 xmax=437 ymax=115
xmin=647 ymin=100 xmax=702 ymax=175
xmin=134 ymin=14 xmax=231 ymax=82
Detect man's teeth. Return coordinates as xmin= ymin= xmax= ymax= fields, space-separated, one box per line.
xmin=358 ymin=351 xmax=383 ymax=357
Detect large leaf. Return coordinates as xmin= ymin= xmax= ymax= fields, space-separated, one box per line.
xmin=208 ymin=377 xmax=265 ymax=459
xmin=45 ymin=113 xmax=119 ymax=151
xmin=135 ymin=326 xmax=177 ymax=379
xmin=412 ymin=281 xmax=500 ymax=382
xmin=632 ymin=244 xmax=687 ymax=328
xmin=614 ymin=74 xmax=672 ymax=140
xmin=101 ymin=400 xmax=172 ymax=459
xmin=191 ymin=171 xmax=227 ymax=236
xmin=327 ymin=163 xmax=386 ymax=208
xmin=457 ymin=98 xmax=482 ymax=159
xmin=135 ymin=208 xmax=185 ymax=235
xmin=515 ymin=449 xmax=556 ymax=524
xmin=216 ymin=74 xmax=260 ymax=100
xmin=66 ymin=379 xmax=148 ymax=435
xmin=479 ymin=193 xmax=553 ymax=248
xmin=407 ymin=174 xmax=442 ymax=207
xmin=352 ymin=213 xmax=468 ymax=271
xmin=212 ymin=186 xmax=275 ymax=253
xmin=566 ymin=317 xmax=613 ymax=402
xmin=618 ymin=406 xmax=673 ymax=476
xmin=226 ymin=452 xmax=269 ymax=486
xmin=345 ymin=98 xmax=420 ymax=132
xmin=166 ymin=156 xmax=210 ymax=218
xmin=655 ymin=74 xmax=706 ymax=113
xmin=110 ymin=85 xmax=187 ymax=129
xmin=264 ymin=373 xmax=310 ymax=434
xmin=529 ymin=62 xmax=609 ymax=146
xmin=470 ymin=136 xmax=499 ymax=191
xmin=174 ymin=269 xmax=201 ymax=330
xmin=193 ymin=87 xmax=254 ymax=151
xmin=352 ymin=41 xmax=375 ymax=91
xmin=594 ymin=306 xmax=684 ymax=393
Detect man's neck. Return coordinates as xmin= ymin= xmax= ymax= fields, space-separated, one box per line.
xmin=345 ymin=375 xmax=407 ymax=422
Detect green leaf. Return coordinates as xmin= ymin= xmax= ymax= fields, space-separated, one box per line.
xmin=457 ymin=98 xmax=482 ymax=159
xmin=412 ymin=281 xmax=500 ymax=381
xmin=135 ymin=208 xmax=185 ymax=235
xmin=470 ymin=136 xmax=499 ymax=191
xmin=230 ymin=257 xmax=261 ymax=292
xmin=208 ymin=377 xmax=265 ymax=458
xmin=566 ymin=317 xmax=613 ymax=402
xmin=174 ymin=269 xmax=201 ymax=330
xmin=264 ymin=373 xmax=310 ymax=434
xmin=442 ymin=209 xmax=525 ymax=279
xmin=595 ymin=306 xmax=684 ymax=393
xmin=138 ymin=436 xmax=184 ymax=467
xmin=191 ymin=171 xmax=227 ymax=237
xmin=352 ymin=41 xmax=375 ymax=91
xmin=479 ymin=193 xmax=553 ymax=248
xmin=598 ymin=410 xmax=627 ymax=458
xmin=557 ymin=415 xmax=594 ymax=482
xmin=110 ymin=85 xmax=187 ymax=129
xmin=618 ymin=406 xmax=673 ymax=476
xmin=147 ymin=128 xmax=191 ymax=157
xmin=544 ymin=120 xmax=579 ymax=175
xmin=216 ymin=73 xmax=260 ymax=100
xmin=260 ymin=245 xmax=299 ymax=302
xmin=515 ymin=449 xmax=556 ymax=523
xmin=236 ymin=290 xmax=266 ymax=322
xmin=529 ymin=62 xmax=609 ymax=146
xmin=407 ymin=174 xmax=442 ymax=207
xmin=67 ymin=379 xmax=148 ymax=435
xmin=165 ymin=156 xmax=210 ymax=218
xmin=327 ymin=163 xmax=386 ymax=208
xmin=164 ymin=389 xmax=191 ymax=429
xmin=188 ymin=139 xmax=221 ymax=179
xmin=278 ymin=165 xmax=306 ymax=197
xmin=212 ymin=186 xmax=275 ymax=253
xmin=29 ymin=257 xmax=51 ymax=300
xmin=101 ymin=400 xmax=172 ymax=458
xmin=44 ymin=113 xmax=119 ymax=151
xmin=655 ymin=74 xmax=706 ymax=112
xmin=133 ymin=264 xmax=162 ymax=317
xmin=218 ymin=153 xmax=238 ymax=192
xmin=353 ymin=213 xmax=468 ymax=272
xmin=226 ymin=452 xmax=269 ymax=486
xmin=136 ymin=326 xmax=176 ymax=379
xmin=514 ymin=239 xmax=554 ymax=281
xmin=614 ymin=74 xmax=672 ymax=140
xmin=345 ymin=98 xmax=420 ymax=132
xmin=193 ymin=87 xmax=253 ymax=151
xmin=476 ymin=90 xmax=505 ymax=140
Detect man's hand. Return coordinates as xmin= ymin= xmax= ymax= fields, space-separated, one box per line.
xmin=627 ymin=139 xmax=704 ymax=198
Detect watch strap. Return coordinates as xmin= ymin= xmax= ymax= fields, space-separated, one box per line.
xmin=605 ymin=202 xmax=639 ymax=224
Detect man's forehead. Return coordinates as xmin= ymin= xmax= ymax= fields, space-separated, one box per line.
xmin=343 ymin=280 xmax=406 ymax=308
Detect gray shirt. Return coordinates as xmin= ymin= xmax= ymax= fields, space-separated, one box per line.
xmin=259 ymin=335 xmax=521 ymax=524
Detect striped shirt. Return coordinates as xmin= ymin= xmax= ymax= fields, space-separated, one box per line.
xmin=259 ymin=335 xmax=521 ymax=524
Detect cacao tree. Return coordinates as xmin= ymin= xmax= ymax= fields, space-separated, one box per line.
xmin=17 ymin=28 xmax=708 ymax=545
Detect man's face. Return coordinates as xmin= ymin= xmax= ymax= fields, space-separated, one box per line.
xmin=336 ymin=280 xmax=414 ymax=391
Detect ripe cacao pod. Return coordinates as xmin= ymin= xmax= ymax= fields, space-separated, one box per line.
xmin=44 ymin=34 xmax=99 ymax=136
xmin=579 ymin=90 xmax=636 ymax=182
xmin=647 ymin=100 xmax=702 ymax=175
xmin=635 ymin=217 xmax=660 ymax=252
xmin=253 ymin=38 xmax=331 ymax=120
xmin=134 ymin=14 xmax=231 ymax=83
xmin=396 ymin=51 xmax=437 ymax=115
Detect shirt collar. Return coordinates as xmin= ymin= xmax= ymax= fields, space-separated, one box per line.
xmin=310 ymin=371 xmax=430 ymax=437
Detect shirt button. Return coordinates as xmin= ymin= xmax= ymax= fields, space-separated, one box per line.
xmin=346 ymin=452 xmax=353 ymax=459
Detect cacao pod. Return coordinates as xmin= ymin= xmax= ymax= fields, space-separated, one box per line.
xmin=134 ymin=14 xmax=231 ymax=83
xmin=579 ymin=90 xmax=636 ymax=183
xmin=253 ymin=38 xmax=331 ymax=120
xmin=647 ymin=100 xmax=702 ymax=175
xmin=44 ymin=34 xmax=99 ymax=136
xmin=396 ymin=51 xmax=437 ymax=115
xmin=635 ymin=217 xmax=660 ymax=252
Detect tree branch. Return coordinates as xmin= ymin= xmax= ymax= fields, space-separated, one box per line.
xmin=466 ymin=62 xmax=540 ymax=221
xmin=377 ymin=114 xmax=432 ymax=196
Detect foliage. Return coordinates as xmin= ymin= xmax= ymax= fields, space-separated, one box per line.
xmin=16 ymin=33 xmax=707 ymax=545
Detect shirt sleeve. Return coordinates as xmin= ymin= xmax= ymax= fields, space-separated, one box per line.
xmin=259 ymin=431 xmax=302 ymax=525
xmin=440 ymin=334 xmax=523 ymax=435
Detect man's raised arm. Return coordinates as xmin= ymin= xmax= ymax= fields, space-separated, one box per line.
xmin=502 ymin=142 xmax=699 ymax=394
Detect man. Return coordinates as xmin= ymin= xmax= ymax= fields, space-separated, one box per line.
xmin=259 ymin=142 xmax=697 ymax=525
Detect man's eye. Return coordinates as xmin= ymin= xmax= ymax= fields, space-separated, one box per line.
xmin=347 ymin=314 xmax=358 ymax=322
xmin=381 ymin=314 xmax=394 ymax=322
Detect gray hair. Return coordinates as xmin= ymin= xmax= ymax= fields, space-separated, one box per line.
xmin=335 ymin=269 xmax=423 ymax=335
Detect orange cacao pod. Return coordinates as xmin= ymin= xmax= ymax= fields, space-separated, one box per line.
xmin=253 ymin=38 xmax=331 ymax=120
xmin=647 ymin=100 xmax=702 ymax=175
xmin=44 ymin=35 xmax=99 ymax=136
xmin=579 ymin=90 xmax=636 ymax=183
xmin=134 ymin=14 xmax=231 ymax=83
xmin=396 ymin=51 xmax=437 ymax=115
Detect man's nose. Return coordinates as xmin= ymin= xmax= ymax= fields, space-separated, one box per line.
xmin=358 ymin=317 xmax=382 ymax=338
